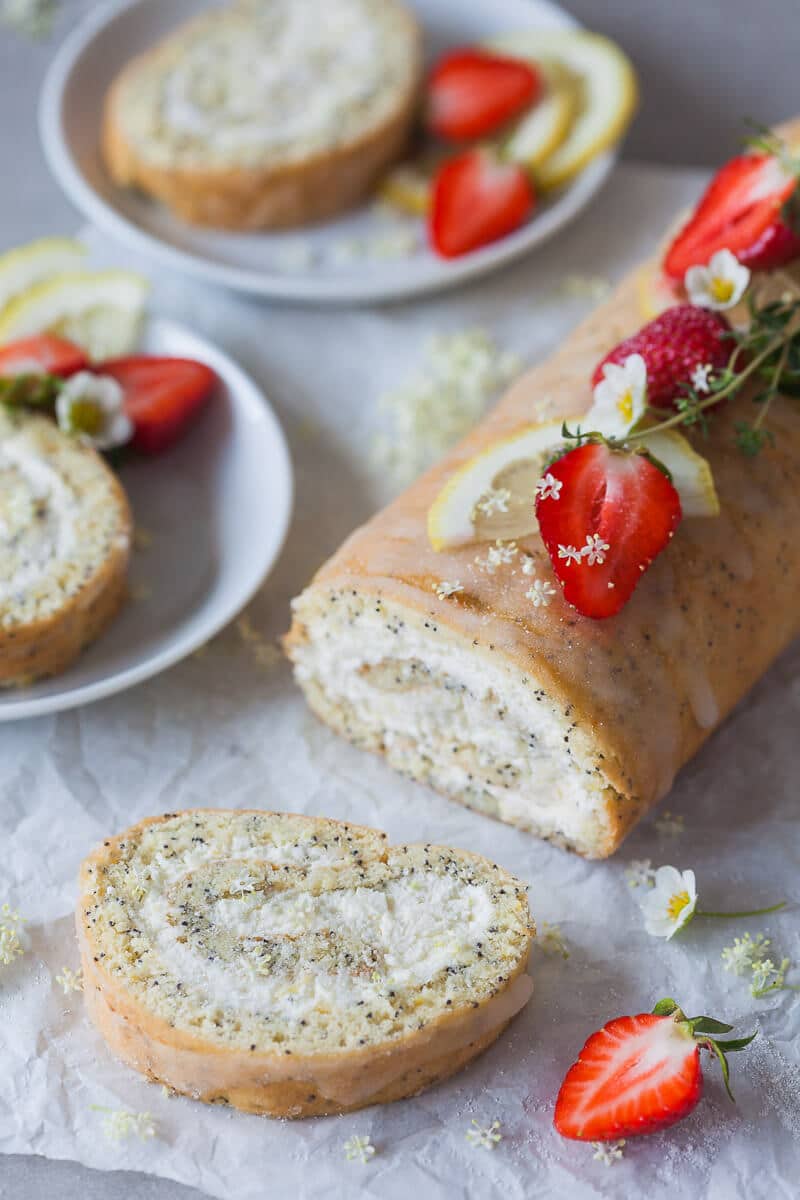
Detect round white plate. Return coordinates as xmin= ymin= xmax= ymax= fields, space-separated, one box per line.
xmin=39 ymin=0 xmax=616 ymax=305
xmin=0 ymin=317 xmax=293 ymax=721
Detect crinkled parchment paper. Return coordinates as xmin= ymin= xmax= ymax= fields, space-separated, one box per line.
xmin=0 ymin=166 xmax=798 ymax=1200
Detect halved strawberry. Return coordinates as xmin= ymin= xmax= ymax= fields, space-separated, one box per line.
xmin=535 ymin=442 xmax=681 ymax=619
xmin=96 ymin=356 xmax=217 ymax=454
xmin=427 ymin=48 xmax=541 ymax=142
xmin=592 ymin=304 xmax=730 ymax=410
xmin=429 ymin=149 xmax=535 ymax=258
xmin=664 ymin=153 xmax=800 ymax=279
xmin=554 ymin=998 xmax=756 ymax=1141
xmin=0 ymin=334 xmax=87 ymax=378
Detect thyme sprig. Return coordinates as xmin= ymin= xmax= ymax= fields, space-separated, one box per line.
xmin=562 ymin=281 xmax=800 ymax=458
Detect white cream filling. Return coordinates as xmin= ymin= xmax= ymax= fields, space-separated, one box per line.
xmin=0 ymin=437 xmax=77 ymax=602
xmin=160 ymin=0 xmax=386 ymax=155
xmin=294 ymin=610 xmax=607 ymax=845
xmin=136 ymin=838 xmax=495 ymax=1022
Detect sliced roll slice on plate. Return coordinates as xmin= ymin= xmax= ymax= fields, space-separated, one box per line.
xmin=78 ymin=809 xmax=535 ymax=1118
xmin=102 ymin=0 xmax=423 ymax=230
xmin=0 ymin=408 xmax=131 ymax=686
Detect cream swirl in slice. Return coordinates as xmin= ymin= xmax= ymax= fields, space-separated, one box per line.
xmin=164 ymin=0 xmax=378 ymax=153
xmin=0 ymin=436 xmax=77 ymax=604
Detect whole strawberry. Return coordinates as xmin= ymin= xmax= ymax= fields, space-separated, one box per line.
xmin=554 ymin=998 xmax=756 ymax=1141
xmin=592 ymin=304 xmax=730 ymax=409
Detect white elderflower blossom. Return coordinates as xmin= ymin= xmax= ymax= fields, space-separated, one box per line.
xmin=55 ymin=966 xmax=83 ymax=995
xmin=691 ymin=363 xmax=713 ymax=393
xmin=92 ymin=1106 xmax=156 ymax=1143
xmin=343 ymin=1134 xmax=375 ymax=1164
xmin=625 ymin=859 xmax=656 ymax=888
xmin=474 ymin=487 xmax=511 ymax=517
xmin=685 ymin=249 xmax=750 ymax=311
xmin=654 ymin=810 xmax=685 ymax=837
xmin=581 ymin=534 xmax=610 ymax=565
xmin=0 ymin=904 xmax=24 ymax=968
xmin=475 ymin=542 xmax=518 ymax=574
xmin=434 ymin=580 xmax=464 ymax=599
xmin=721 ymin=932 xmax=772 ymax=976
xmin=526 ymin=579 xmax=557 ymax=608
xmin=372 ymin=329 xmax=523 ymax=485
xmin=557 ymin=544 xmax=582 ymax=566
xmin=592 ymin=1139 xmax=626 ymax=1165
xmin=535 ymin=472 xmax=563 ymax=502
xmin=466 ymin=1119 xmax=502 ymax=1150
xmin=539 ymin=921 xmax=569 ymax=959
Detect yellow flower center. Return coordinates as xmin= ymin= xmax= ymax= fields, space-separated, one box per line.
xmin=616 ymin=390 xmax=634 ymax=423
xmin=667 ymin=890 xmax=691 ymax=920
xmin=710 ymin=276 xmax=734 ymax=303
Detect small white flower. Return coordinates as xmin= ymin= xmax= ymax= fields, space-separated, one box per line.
xmin=581 ymin=533 xmax=610 ymax=565
xmin=655 ymin=810 xmax=685 ymax=838
xmin=638 ymin=865 xmax=698 ymax=939
xmin=92 ymin=1107 xmax=156 ymax=1143
xmin=558 ymin=273 xmax=611 ymax=301
xmin=557 ymin=544 xmax=582 ymax=566
xmin=56 ymin=372 xmax=132 ymax=450
xmin=625 ymin=859 xmax=657 ymax=889
xmin=750 ymin=957 xmax=785 ymax=996
xmin=690 ymin=363 xmax=713 ymax=393
xmin=535 ymin=472 xmax=563 ymax=502
xmin=592 ymin=1139 xmax=626 ymax=1165
xmin=685 ymin=248 xmax=750 ymax=311
xmin=721 ymin=932 xmax=771 ymax=976
xmin=55 ymin=966 xmax=83 ymax=994
xmin=466 ymin=1119 xmax=502 ymax=1150
xmin=434 ymin=580 xmax=464 ymax=599
xmin=236 ymin=615 xmax=282 ymax=671
xmin=587 ymin=353 xmax=647 ymax=436
xmin=0 ymin=904 xmax=24 ymax=968
xmin=538 ymin=921 xmax=569 ymax=959
xmin=475 ymin=542 xmax=518 ymax=574
xmin=526 ymin=579 xmax=557 ymax=608
xmin=343 ymin=1134 xmax=375 ymax=1164
xmin=520 ymin=555 xmax=536 ymax=575
xmin=475 ymin=487 xmax=511 ymax=517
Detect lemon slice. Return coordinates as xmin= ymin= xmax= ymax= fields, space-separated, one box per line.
xmin=428 ymin=420 xmax=718 ymax=551
xmin=379 ymin=162 xmax=432 ymax=217
xmin=636 ymin=266 xmax=682 ymax=320
xmin=428 ymin=420 xmax=566 ymax=550
xmin=641 ymin=430 xmax=719 ymax=518
xmin=0 ymin=271 xmax=148 ymax=360
xmin=0 ymin=237 xmax=86 ymax=317
xmin=488 ymin=30 xmax=637 ymax=190
xmin=501 ymin=56 xmax=578 ymax=170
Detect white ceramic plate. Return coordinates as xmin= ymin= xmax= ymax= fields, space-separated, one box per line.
xmin=39 ymin=0 xmax=617 ymax=305
xmin=0 ymin=317 xmax=293 ymax=721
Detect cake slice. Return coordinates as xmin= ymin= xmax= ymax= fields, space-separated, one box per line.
xmin=0 ymin=408 xmax=131 ymax=686
xmin=78 ymin=809 xmax=534 ymax=1117
xmin=102 ymin=0 xmax=423 ymax=230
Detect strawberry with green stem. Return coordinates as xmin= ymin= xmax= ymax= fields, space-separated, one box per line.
xmin=554 ymin=998 xmax=756 ymax=1141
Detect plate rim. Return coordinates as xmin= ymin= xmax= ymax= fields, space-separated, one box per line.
xmin=38 ymin=0 xmax=617 ymax=305
xmin=0 ymin=314 xmax=294 ymax=722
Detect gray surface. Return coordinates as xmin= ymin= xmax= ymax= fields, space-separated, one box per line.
xmin=0 ymin=1 xmax=797 ymax=1198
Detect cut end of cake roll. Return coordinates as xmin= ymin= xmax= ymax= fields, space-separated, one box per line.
xmin=286 ymin=585 xmax=636 ymax=859
xmin=78 ymin=809 xmax=534 ymax=1118
xmin=0 ymin=409 xmax=131 ymax=686
xmin=102 ymin=0 xmax=423 ymax=230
